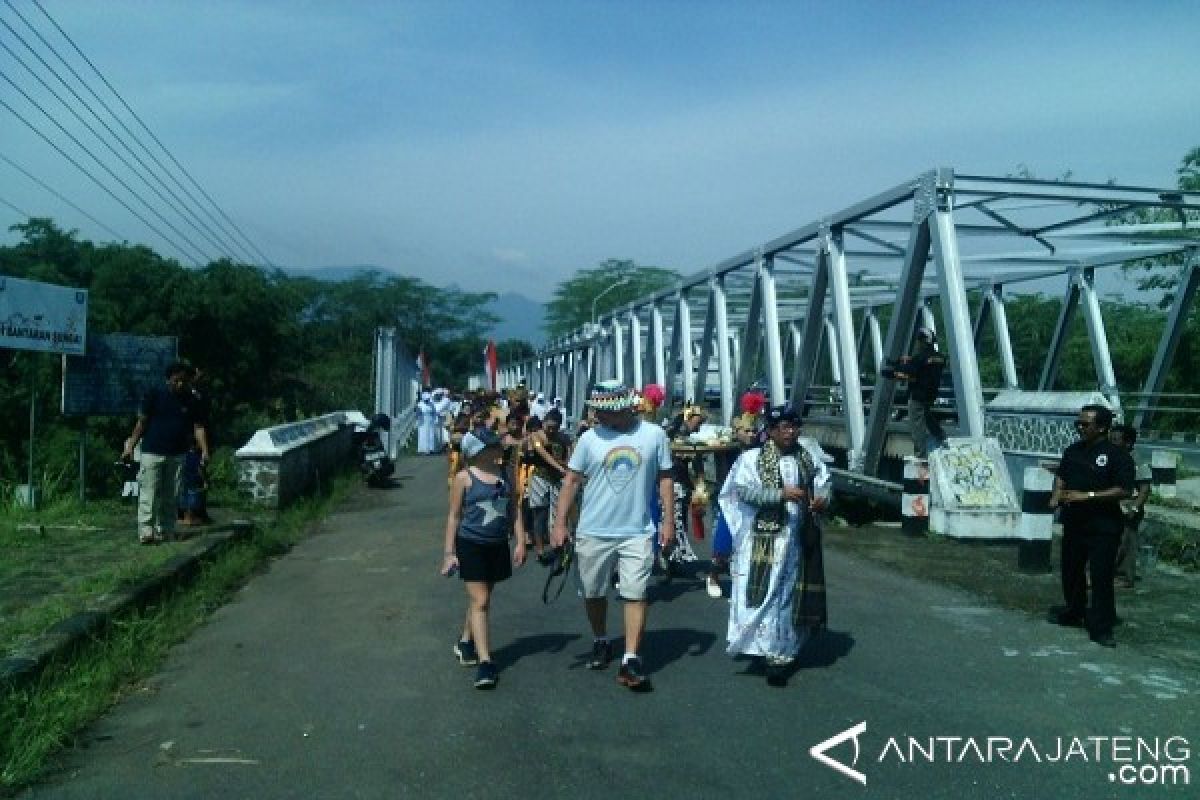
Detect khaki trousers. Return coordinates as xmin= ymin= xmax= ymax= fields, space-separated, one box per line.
xmin=138 ymin=453 xmax=182 ymax=539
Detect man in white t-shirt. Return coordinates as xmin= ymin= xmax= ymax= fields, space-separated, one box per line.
xmin=552 ymin=380 xmax=674 ymax=692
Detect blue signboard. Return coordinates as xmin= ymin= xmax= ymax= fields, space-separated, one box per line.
xmin=0 ymin=275 xmax=88 ymax=355
xmin=62 ymin=333 xmax=178 ymax=416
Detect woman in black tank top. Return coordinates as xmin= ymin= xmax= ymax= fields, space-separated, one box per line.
xmin=442 ymin=429 xmax=528 ymax=689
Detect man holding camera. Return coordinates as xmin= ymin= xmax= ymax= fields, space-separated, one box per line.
xmin=886 ymin=327 xmax=946 ymax=458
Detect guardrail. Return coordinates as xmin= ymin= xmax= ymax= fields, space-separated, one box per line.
xmin=235 ymin=412 xmax=360 ymax=508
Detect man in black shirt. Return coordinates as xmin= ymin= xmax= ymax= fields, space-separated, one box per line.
xmin=1048 ymin=404 xmax=1135 ymax=647
xmin=123 ymin=362 xmax=210 ymax=544
xmin=892 ymin=327 xmax=946 ymax=458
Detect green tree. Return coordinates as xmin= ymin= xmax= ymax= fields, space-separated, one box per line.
xmin=1119 ymin=146 xmax=1200 ymax=305
xmin=543 ymin=258 xmax=681 ymax=337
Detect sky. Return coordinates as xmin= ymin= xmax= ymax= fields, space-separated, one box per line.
xmin=2 ymin=0 xmax=1198 ymax=300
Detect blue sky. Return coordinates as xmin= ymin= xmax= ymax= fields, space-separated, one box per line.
xmin=2 ymin=0 xmax=1198 ymax=299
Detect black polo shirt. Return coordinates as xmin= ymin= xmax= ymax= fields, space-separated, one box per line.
xmin=1055 ymin=437 xmax=1135 ymax=534
xmin=907 ymin=349 xmax=945 ymax=403
xmin=140 ymin=385 xmax=205 ymax=456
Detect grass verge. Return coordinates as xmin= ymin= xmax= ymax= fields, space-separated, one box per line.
xmin=0 ymin=474 xmax=353 ymax=794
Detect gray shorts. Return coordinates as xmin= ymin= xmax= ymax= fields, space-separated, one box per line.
xmin=575 ymin=534 xmax=654 ymax=601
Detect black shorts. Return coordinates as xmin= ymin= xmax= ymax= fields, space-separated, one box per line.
xmin=456 ymin=536 xmax=512 ymax=584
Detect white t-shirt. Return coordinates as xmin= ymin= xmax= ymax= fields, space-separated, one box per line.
xmin=568 ymin=420 xmax=673 ymax=538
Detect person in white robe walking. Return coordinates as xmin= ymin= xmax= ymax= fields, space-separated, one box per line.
xmin=717 ymin=405 xmax=831 ymax=686
xmin=416 ymin=391 xmax=441 ymax=454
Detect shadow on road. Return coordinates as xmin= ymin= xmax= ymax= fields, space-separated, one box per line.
xmin=492 ymin=632 xmax=581 ymax=668
xmin=726 ymin=629 xmax=856 ymax=685
xmin=642 ymin=626 xmax=718 ymax=671
xmin=797 ymin=628 xmax=856 ymax=670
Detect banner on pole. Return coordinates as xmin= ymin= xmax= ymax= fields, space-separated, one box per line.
xmin=0 ymin=275 xmax=88 ymax=355
xmin=62 ymin=333 xmax=178 ymax=416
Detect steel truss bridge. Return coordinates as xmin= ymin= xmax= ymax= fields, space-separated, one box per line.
xmin=500 ymin=168 xmax=1200 ymax=482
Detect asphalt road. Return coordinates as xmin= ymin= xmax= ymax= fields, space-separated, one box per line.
xmin=24 ymin=456 xmax=1197 ymax=800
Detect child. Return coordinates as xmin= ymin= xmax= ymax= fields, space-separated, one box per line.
xmin=441 ymin=429 xmax=527 ymax=689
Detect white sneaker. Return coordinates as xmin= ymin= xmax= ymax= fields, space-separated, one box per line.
xmin=705 ymin=574 xmax=723 ymax=599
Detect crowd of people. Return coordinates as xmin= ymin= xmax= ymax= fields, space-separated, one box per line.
xmin=429 ymin=376 xmax=1156 ymax=693
xmin=433 ymin=379 xmax=834 ymax=691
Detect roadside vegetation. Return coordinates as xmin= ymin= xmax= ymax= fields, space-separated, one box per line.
xmin=0 ymin=473 xmax=352 ymax=793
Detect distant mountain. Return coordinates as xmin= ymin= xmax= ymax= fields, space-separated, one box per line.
xmin=278 ymin=265 xmax=383 ymax=282
xmin=278 ymin=266 xmax=545 ymax=346
xmin=487 ymin=292 xmax=546 ymax=346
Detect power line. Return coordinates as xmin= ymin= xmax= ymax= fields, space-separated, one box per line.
xmin=29 ymin=0 xmax=275 ymax=267
xmin=0 ymin=69 xmax=208 ymax=263
xmin=0 ymin=29 xmax=224 ymax=263
xmin=0 ymin=90 xmax=202 ymax=264
xmin=0 ymin=150 xmax=128 ymax=240
xmin=2 ymin=0 xmax=256 ymax=264
xmin=0 ymin=193 xmax=32 ymax=218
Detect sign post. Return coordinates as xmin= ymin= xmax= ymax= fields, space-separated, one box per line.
xmin=62 ymin=333 xmax=178 ymax=505
xmin=1 ymin=276 xmax=88 ymax=509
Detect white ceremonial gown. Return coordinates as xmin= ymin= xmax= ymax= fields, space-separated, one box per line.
xmin=718 ymin=437 xmax=831 ymax=659
xmin=416 ymin=396 xmax=440 ymax=454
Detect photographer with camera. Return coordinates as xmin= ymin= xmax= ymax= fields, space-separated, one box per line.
xmin=884 ymin=327 xmax=946 ymax=458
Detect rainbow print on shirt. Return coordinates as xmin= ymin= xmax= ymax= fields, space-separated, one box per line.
xmin=603 ymin=445 xmax=642 ymax=494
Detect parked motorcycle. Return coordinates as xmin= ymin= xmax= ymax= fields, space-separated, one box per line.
xmin=360 ymin=413 xmax=395 ymax=488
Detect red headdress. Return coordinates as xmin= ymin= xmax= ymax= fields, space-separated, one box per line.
xmin=739 ymin=390 xmax=767 ymax=416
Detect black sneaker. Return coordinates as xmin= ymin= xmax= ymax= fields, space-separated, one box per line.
xmin=454 ymin=639 xmax=479 ymax=666
xmin=1090 ymin=632 xmax=1117 ymax=648
xmin=1053 ymin=611 xmax=1085 ymax=628
xmin=588 ymin=639 xmax=613 ymax=670
xmin=765 ymin=663 xmax=789 ymax=688
xmin=474 ymin=661 xmax=498 ymax=689
xmin=616 ymin=657 xmax=653 ymax=692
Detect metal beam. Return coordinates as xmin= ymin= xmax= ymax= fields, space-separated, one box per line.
xmin=789 ymin=250 xmax=829 ymax=412
xmin=826 ymin=228 xmax=866 ymax=468
xmin=1078 ymin=268 xmax=1119 ymax=407
xmin=713 ymin=275 xmax=735 ymax=423
xmin=1038 ymin=271 xmax=1082 ymax=391
xmin=677 ymin=293 xmax=694 ymax=407
xmin=650 ymin=301 xmax=667 ymax=387
xmin=759 ymin=254 xmax=788 ymax=407
xmin=1135 ymin=251 xmax=1200 ymax=428
xmin=629 ymin=311 xmax=643 ymax=389
xmin=864 ymin=213 xmax=933 ymax=473
xmin=989 ymin=286 xmax=1020 ymax=389
xmin=735 ymin=263 xmax=764 ymax=393
xmin=930 ymin=201 xmax=986 ymax=436
xmin=693 ymin=287 xmax=717 ymax=406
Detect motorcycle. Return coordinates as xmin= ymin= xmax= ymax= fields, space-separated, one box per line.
xmin=360 ymin=413 xmax=395 ymax=488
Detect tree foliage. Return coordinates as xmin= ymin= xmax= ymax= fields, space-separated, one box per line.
xmin=0 ymin=219 xmax=496 ymax=496
xmin=1118 ymin=147 xmax=1200 ymax=305
xmin=544 ymin=258 xmax=681 ymax=337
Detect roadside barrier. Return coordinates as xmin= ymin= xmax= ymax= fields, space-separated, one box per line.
xmin=901 ymin=457 xmax=930 ymax=537
xmin=1151 ymin=450 xmax=1178 ymax=498
xmin=1017 ymin=466 xmax=1054 ymax=572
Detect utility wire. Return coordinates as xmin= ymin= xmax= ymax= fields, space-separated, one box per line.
xmin=0 ymin=70 xmax=208 ymax=263
xmin=2 ymin=0 xmax=256 ymax=264
xmin=0 ymin=91 xmax=201 ymax=265
xmin=0 ymin=150 xmax=128 ymax=240
xmin=0 ymin=31 xmax=225 ymax=263
xmin=30 ymin=0 xmax=275 ymax=267
xmin=0 ymin=193 xmax=32 ymax=218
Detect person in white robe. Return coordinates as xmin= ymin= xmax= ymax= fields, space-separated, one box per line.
xmin=416 ymin=391 xmax=441 ymax=454
xmin=432 ymin=389 xmax=452 ymax=451
xmin=718 ymin=405 xmax=831 ymax=686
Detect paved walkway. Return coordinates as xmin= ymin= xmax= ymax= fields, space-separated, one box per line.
xmin=24 ymin=456 xmax=1198 ymax=799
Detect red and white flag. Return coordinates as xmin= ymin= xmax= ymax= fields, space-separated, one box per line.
xmin=484 ymin=340 xmax=498 ymax=390
xmin=416 ymin=349 xmax=431 ymax=387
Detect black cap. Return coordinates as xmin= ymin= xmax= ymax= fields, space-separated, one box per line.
xmin=764 ymin=405 xmax=800 ymax=428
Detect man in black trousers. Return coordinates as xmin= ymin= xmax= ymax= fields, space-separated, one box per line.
xmin=1048 ymin=404 xmax=1135 ymax=648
